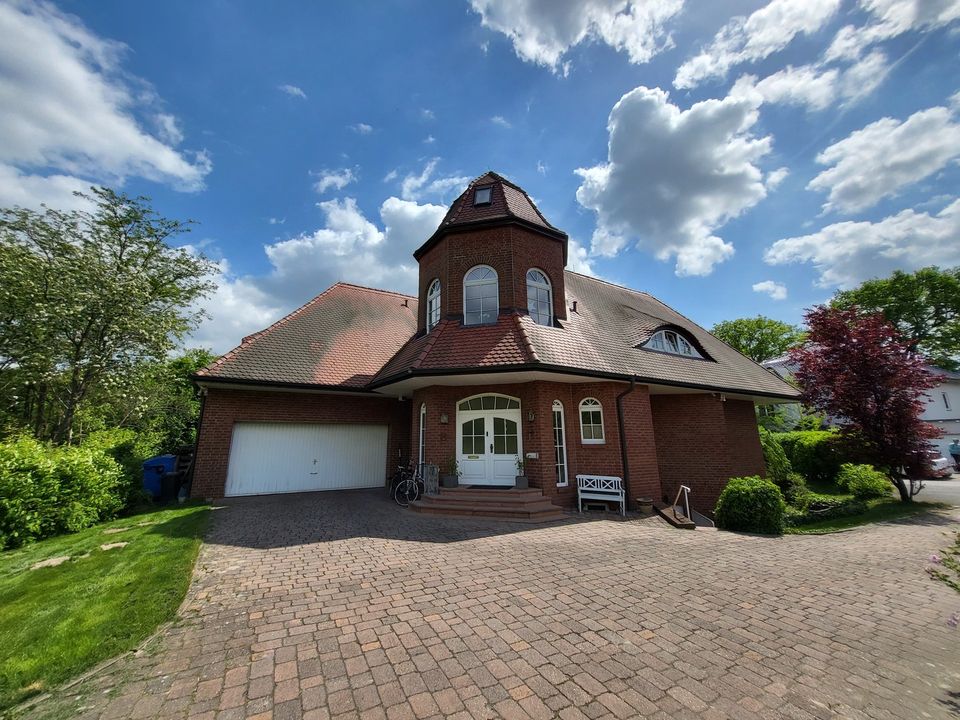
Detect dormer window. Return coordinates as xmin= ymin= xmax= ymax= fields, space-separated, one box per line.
xmin=645 ymin=329 xmax=703 ymax=358
xmin=473 ymin=186 xmax=492 ymax=205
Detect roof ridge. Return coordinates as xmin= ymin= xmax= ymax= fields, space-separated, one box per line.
xmin=513 ymin=312 xmax=540 ymax=363
xmin=412 ymin=320 xmax=446 ymax=368
xmin=195 ymin=283 xmax=343 ymax=376
xmin=565 ymin=270 xmax=656 ymax=300
xmin=333 ymin=281 xmax=417 ymax=300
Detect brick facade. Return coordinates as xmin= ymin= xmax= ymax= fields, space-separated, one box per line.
xmin=650 ymin=395 xmax=766 ymax=511
xmin=192 ymin=388 xmax=410 ymax=499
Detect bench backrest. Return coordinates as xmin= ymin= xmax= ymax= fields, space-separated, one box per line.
xmin=576 ymin=475 xmax=624 ymax=493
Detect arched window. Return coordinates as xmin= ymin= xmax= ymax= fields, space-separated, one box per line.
xmin=463 ymin=265 xmax=498 ymax=326
xmin=579 ymin=397 xmax=605 ymax=444
xmin=526 ymin=269 xmax=553 ymax=326
xmin=426 ymin=279 xmax=441 ymax=331
xmin=645 ymin=329 xmax=703 ymax=358
xmin=552 ymin=401 xmax=568 ymax=487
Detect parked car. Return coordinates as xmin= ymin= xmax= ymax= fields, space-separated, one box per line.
xmin=924 ymin=449 xmax=954 ymax=479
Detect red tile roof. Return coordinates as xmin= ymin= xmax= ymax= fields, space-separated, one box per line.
xmin=196 ymin=283 xmax=417 ymax=388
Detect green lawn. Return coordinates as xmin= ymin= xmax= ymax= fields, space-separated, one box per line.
xmin=0 ymin=503 xmax=210 ymax=711
xmin=786 ymin=497 xmax=947 ymax=534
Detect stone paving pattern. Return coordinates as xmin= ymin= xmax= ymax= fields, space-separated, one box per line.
xmin=22 ymin=490 xmax=960 ymax=720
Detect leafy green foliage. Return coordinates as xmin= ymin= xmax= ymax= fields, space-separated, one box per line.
xmin=831 ymin=266 xmax=960 ymax=370
xmin=0 ymin=188 xmax=216 ymax=443
xmin=773 ymin=430 xmax=849 ymax=483
xmin=0 ymin=504 xmax=209 ymax=709
xmin=0 ymin=436 xmax=123 ymax=549
xmin=758 ymin=428 xmax=807 ymax=503
xmin=836 ymin=463 xmax=891 ymax=500
xmin=711 ymin=316 xmax=806 ymax=363
xmin=927 ymin=531 xmax=960 ymax=597
xmin=714 ymin=476 xmax=786 ymax=535
xmin=81 ymin=428 xmax=159 ymax=508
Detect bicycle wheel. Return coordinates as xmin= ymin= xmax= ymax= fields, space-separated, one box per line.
xmin=394 ymin=479 xmax=413 ymax=507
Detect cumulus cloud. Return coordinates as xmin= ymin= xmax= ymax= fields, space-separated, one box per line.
xmin=312 ymin=167 xmax=356 ymax=194
xmin=674 ymin=0 xmax=841 ymax=89
xmin=764 ymin=198 xmax=960 ymax=288
xmin=469 ymin=0 xmax=683 ymax=74
xmin=397 ymin=159 xmax=470 ymax=202
xmin=765 ymin=167 xmax=790 ymax=190
xmin=189 ymin=196 xmax=447 ymax=352
xmin=807 ymin=103 xmax=960 ymax=214
xmin=752 ymin=280 xmax=787 ymax=300
xmin=491 ymin=115 xmax=512 ymax=128
xmin=278 ymin=84 xmax=307 ymax=99
xmin=350 ymin=122 xmax=373 ymax=134
xmin=575 ymin=86 xmax=772 ymax=277
xmin=0 ymin=0 xmax=211 ymax=207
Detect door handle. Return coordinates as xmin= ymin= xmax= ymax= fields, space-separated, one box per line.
xmin=489 ymin=443 xmax=493 ymax=453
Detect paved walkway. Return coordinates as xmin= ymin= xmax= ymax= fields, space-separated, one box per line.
xmin=22 ymin=491 xmax=960 ymax=720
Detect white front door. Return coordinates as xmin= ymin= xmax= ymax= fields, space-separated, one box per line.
xmin=456 ymin=399 xmax=522 ymax=487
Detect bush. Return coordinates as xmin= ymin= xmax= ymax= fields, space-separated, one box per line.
xmin=714 ymin=476 xmax=786 ymax=535
xmin=82 ymin=428 xmax=159 ymax=508
xmin=759 ymin=430 xmax=808 ymax=504
xmin=0 ymin=436 xmax=124 ymax=549
xmin=773 ymin=430 xmax=848 ymax=483
xmin=786 ymin=495 xmax=868 ymax=526
xmin=837 ymin=463 xmax=890 ymax=499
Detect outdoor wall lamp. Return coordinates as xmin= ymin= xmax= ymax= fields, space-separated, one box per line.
xmin=528 ymin=411 xmax=536 ymax=422
xmin=439 ymin=413 xmax=448 ymax=424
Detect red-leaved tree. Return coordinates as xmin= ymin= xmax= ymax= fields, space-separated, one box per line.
xmin=790 ymin=305 xmax=941 ymax=502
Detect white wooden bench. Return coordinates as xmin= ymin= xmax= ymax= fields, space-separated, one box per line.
xmin=576 ymin=475 xmax=626 ymax=516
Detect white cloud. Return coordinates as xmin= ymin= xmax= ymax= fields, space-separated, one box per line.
xmin=566 ymin=238 xmax=595 ymax=276
xmin=575 ymin=86 xmax=772 ymax=277
xmin=350 ymin=123 xmax=373 ymax=134
xmin=807 ymin=104 xmax=960 ymax=214
xmin=423 ymin=134 xmax=436 ymax=144
xmin=312 ymin=167 xmax=356 ymax=194
xmin=825 ymin=0 xmax=960 ymax=63
xmin=190 ymin=196 xmax=447 ymax=352
xmin=764 ymin=198 xmax=960 ymax=288
xmin=491 ymin=115 xmax=512 ymax=128
xmin=674 ymin=0 xmax=842 ymax=89
xmin=730 ymin=50 xmax=890 ymax=111
xmin=398 ymin=159 xmax=470 ymax=202
xmin=469 ymin=0 xmax=683 ymax=74
xmin=0 ymin=0 xmax=211 ymax=206
xmin=537 ymin=160 xmax=548 ymax=175
xmin=752 ymin=280 xmax=787 ymax=300
xmin=765 ymin=167 xmax=790 ymax=190
xmin=420 ymin=108 xmax=435 ymax=121
xmin=268 ymin=217 xmax=285 ymax=225
xmin=278 ymin=84 xmax=307 ymax=99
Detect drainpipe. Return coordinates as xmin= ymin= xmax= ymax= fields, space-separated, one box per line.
xmin=616 ymin=377 xmax=637 ymax=512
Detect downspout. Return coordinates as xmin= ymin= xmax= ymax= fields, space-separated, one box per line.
xmin=616 ymin=377 xmax=637 ymax=512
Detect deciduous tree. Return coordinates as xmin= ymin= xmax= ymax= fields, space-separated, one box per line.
xmin=711 ymin=316 xmax=805 ymax=363
xmin=790 ymin=306 xmax=941 ymax=502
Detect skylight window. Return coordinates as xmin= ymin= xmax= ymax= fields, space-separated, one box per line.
xmin=473 ymin=186 xmax=492 ymax=205
xmin=645 ymin=329 xmax=703 ymax=358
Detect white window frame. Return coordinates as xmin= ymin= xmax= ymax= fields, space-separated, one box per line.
xmin=474 ymin=186 xmax=492 ymax=205
xmin=426 ymin=279 xmax=441 ymax=332
xmin=579 ymin=397 xmax=605 ymax=445
xmin=526 ymin=268 xmax=553 ymax=326
xmin=552 ymin=400 xmax=568 ymax=487
xmin=646 ymin=329 xmax=703 ymax=358
xmin=418 ymin=403 xmax=426 ymax=466
xmin=463 ymin=265 xmax=499 ymax=326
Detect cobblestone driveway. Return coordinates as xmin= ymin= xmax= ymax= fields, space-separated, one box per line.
xmin=24 ymin=491 xmax=960 ymax=720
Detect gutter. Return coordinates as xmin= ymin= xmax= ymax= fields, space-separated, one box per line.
xmin=615 ymin=377 xmax=637 ymax=512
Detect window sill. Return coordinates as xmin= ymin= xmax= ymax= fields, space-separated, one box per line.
xmin=581 ymin=439 xmax=605 ymax=445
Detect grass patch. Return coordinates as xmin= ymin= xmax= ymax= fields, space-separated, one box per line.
xmin=786 ymin=498 xmax=947 ymax=535
xmin=0 ymin=503 xmax=209 ymax=711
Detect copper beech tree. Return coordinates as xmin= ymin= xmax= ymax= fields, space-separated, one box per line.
xmin=790 ymin=306 xmax=941 ymax=502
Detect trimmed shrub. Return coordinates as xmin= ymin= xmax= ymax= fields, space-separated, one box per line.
xmin=714 ymin=476 xmax=786 ymax=535
xmin=773 ymin=430 xmax=848 ymax=483
xmin=0 ymin=436 xmax=124 ymax=549
xmin=837 ymin=463 xmax=890 ymax=500
xmin=759 ymin=429 xmax=808 ymax=504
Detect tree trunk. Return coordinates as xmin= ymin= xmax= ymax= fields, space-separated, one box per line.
xmin=892 ymin=476 xmax=911 ymax=503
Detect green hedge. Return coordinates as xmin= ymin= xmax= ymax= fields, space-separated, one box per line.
xmin=772 ymin=430 xmax=849 ymax=484
xmin=81 ymin=429 xmax=158 ymax=508
xmin=715 ymin=476 xmax=786 ymax=535
xmin=836 ymin=463 xmax=890 ymax=500
xmin=758 ymin=429 xmax=807 ymax=504
xmin=0 ymin=437 xmax=124 ymax=550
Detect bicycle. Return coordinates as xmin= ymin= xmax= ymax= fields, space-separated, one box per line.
xmin=392 ymin=464 xmax=423 ymax=507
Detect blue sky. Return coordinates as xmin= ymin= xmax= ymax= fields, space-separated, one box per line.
xmin=1 ymin=0 xmax=958 ymax=352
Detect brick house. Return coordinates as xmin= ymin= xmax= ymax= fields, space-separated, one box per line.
xmin=193 ymin=172 xmax=798 ymax=513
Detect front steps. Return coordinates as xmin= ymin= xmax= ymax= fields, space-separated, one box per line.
xmin=410 ymin=486 xmax=566 ymax=523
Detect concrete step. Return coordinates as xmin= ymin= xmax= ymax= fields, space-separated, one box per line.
xmin=410 ymin=502 xmax=566 ymax=523
xmin=410 ymin=487 xmax=565 ymax=523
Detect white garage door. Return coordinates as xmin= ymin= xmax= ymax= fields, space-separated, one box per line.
xmin=225 ymin=422 xmax=388 ymax=497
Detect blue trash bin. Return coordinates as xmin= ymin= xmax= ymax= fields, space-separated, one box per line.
xmin=142 ymin=455 xmax=176 ymax=499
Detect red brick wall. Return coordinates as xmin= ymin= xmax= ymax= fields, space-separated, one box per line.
xmin=192 ymin=388 xmax=410 ymax=499
xmin=410 ymin=381 xmax=661 ymax=509
xmin=416 ymin=226 xmax=567 ymax=333
xmin=649 ymin=394 xmax=765 ymax=512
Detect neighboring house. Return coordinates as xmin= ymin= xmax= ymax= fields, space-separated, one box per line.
xmin=762 ymin=355 xmax=960 ymax=458
xmin=192 ymin=172 xmax=798 ymax=512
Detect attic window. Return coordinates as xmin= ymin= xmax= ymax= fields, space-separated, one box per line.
xmin=473 ymin=186 xmax=492 ymax=205
xmin=645 ymin=329 xmax=703 ymax=358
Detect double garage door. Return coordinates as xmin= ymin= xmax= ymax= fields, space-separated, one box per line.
xmin=225 ymin=422 xmax=388 ymax=497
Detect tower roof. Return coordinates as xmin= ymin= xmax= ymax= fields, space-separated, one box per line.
xmin=413 ymin=171 xmax=567 ymax=260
